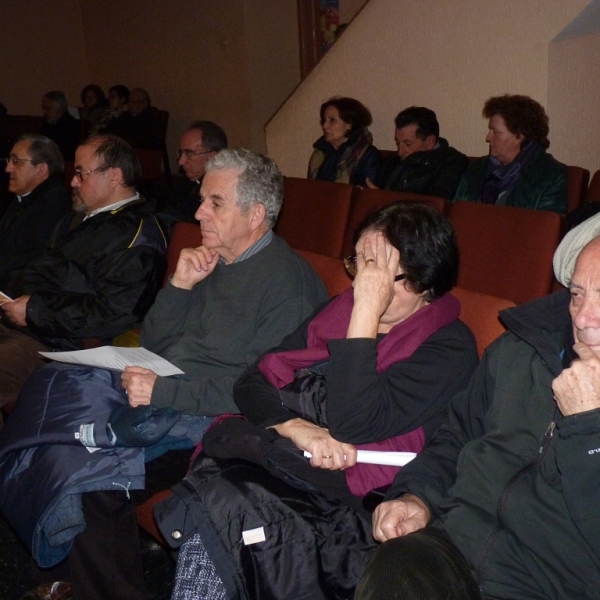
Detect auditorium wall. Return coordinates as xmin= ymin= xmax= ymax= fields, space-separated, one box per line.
xmin=266 ymin=0 xmax=592 ymax=176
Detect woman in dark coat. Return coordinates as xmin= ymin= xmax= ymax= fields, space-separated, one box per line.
xmin=307 ymin=96 xmax=382 ymax=187
xmin=164 ymin=203 xmax=479 ymax=600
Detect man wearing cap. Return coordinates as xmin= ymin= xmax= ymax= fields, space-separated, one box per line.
xmin=356 ymin=217 xmax=600 ymax=600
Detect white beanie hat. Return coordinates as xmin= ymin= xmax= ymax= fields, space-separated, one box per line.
xmin=553 ymin=212 xmax=600 ymax=286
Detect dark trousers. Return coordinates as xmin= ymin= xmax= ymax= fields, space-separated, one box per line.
xmin=355 ymin=527 xmax=483 ymax=600
xmin=0 ymin=323 xmax=47 ymax=408
xmin=32 ymin=491 xmax=147 ymax=600
xmin=31 ymin=450 xmax=193 ymax=600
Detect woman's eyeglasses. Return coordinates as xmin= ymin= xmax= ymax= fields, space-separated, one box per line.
xmin=343 ymin=255 xmax=407 ymax=282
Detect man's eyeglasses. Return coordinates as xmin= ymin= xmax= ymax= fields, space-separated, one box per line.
xmin=5 ymin=157 xmax=34 ymax=166
xmin=73 ymin=166 xmax=110 ymax=182
xmin=343 ymin=255 xmax=407 ymax=282
xmin=177 ymin=149 xmax=213 ymax=160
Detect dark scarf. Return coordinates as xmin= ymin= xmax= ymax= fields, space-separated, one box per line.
xmin=479 ymin=140 xmax=543 ymax=204
xmin=259 ymin=288 xmax=461 ymax=496
xmin=308 ymin=127 xmax=373 ymax=184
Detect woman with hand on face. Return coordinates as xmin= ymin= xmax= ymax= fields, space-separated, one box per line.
xmin=453 ymin=94 xmax=567 ymax=213
xmin=307 ymin=96 xmax=382 ymax=187
xmin=166 ymin=202 xmax=479 ymax=600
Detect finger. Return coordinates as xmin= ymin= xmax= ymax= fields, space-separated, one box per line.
xmin=574 ymin=342 xmax=595 ymax=360
xmin=388 ymin=245 xmax=400 ymax=276
xmin=375 ymin=232 xmax=387 ymax=265
xmin=124 ymin=366 xmax=150 ymax=374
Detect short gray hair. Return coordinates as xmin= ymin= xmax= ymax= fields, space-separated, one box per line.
xmin=18 ymin=134 xmax=64 ymax=176
xmin=205 ymin=148 xmax=283 ymax=227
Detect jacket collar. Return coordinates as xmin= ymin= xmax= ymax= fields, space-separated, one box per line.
xmin=499 ymin=290 xmax=571 ymax=376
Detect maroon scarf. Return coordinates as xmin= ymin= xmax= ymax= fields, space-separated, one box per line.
xmin=259 ymin=288 xmax=461 ymax=496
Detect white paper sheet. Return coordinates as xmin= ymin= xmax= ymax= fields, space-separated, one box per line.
xmin=39 ymin=346 xmax=184 ymax=377
xmin=303 ymin=449 xmax=416 ymax=467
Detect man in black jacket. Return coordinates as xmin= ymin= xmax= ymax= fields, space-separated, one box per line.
xmin=40 ymin=91 xmax=80 ymax=161
xmin=356 ymin=230 xmax=600 ymax=599
xmin=1 ymin=134 xmax=71 ymax=289
xmin=369 ymin=106 xmax=468 ymax=199
xmin=0 ymin=134 xmax=166 ymax=409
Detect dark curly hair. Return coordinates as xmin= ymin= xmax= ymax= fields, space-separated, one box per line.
xmin=319 ymin=97 xmax=372 ymax=134
xmin=354 ymin=202 xmax=459 ymax=302
xmin=483 ymin=94 xmax=550 ymax=149
xmin=80 ymin=84 xmax=107 ymax=107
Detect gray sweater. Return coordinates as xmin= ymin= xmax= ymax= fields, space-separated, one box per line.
xmin=140 ymin=235 xmax=328 ymax=415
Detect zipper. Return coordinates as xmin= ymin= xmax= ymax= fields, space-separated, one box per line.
xmin=475 ymin=421 xmax=556 ymax=580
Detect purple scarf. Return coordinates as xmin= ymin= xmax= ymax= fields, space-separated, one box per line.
xmin=259 ymin=288 xmax=461 ymax=496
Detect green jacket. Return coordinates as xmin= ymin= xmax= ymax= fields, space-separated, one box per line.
xmin=388 ymin=291 xmax=600 ymax=599
xmin=453 ymin=151 xmax=568 ymax=214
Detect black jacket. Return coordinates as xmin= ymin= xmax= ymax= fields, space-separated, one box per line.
xmin=376 ymin=138 xmax=468 ymax=199
xmin=5 ymin=198 xmax=166 ymax=350
xmin=0 ymin=175 xmax=72 ymax=289
xmin=388 ymin=291 xmax=600 ymax=599
xmin=40 ymin=112 xmax=80 ymax=161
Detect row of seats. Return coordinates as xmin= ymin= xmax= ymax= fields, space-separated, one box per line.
xmin=1 ymin=113 xmax=172 ymax=184
xmin=275 ymin=177 xmax=562 ymax=305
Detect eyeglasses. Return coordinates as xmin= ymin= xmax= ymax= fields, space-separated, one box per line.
xmin=73 ymin=166 xmax=110 ymax=182
xmin=343 ymin=255 xmax=407 ymax=282
xmin=5 ymin=156 xmax=34 ymax=166
xmin=177 ymin=149 xmax=213 ymax=160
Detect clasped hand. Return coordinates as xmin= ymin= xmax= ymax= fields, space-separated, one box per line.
xmin=171 ymin=245 xmax=219 ymax=290
xmin=274 ymin=418 xmax=357 ymax=470
xmin=0 ymin=295 xmax=30 ymax=327
xmin=121 ymin=366 xmax=158 ymax=407
xmin=552 ymin=342 xmax=600 ymax=416
xmin=371 ymin=494 xmax=431 ymax=542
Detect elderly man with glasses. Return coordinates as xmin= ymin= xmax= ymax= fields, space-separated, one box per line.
xmin=160 ymin=120 xmax=228 ymax=224
xmin=0 ymin=134 xmax=166 ymax=412
xmin=1 ymin=135 xmax=71 ymax=290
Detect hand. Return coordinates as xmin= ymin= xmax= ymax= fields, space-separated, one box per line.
xmin=1 ymin=295 xmax=30 ymax=327
xmin=171 ymin=246 xmax=219 ymax=290
xmin=273 ymin=418 xmax=357 ymax=470
xmin=365 ymin=177 xmax=379 ymax=189
xmin=552 ymin=342 xmax=600 ymax=416
xmin=347 ymin=232 xmax=400 ymax=338
xmin=372 ymin=494 xmax=430 ymax=542
xmin=121 ymin=366 xmax=158 ymax=407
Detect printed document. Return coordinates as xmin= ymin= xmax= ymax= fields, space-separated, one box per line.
xmin=39 ymin=346 xmax=184 ymax=377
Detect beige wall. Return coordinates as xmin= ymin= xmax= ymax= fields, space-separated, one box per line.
xmin=266 ymin=0 xmax=589 ymax=177
xmin=2 ymin=0 xmax=299 ymax=158
xmin=80 ymin=0 xmax=299 ymax=157
xmin=0 ymin=0 xmax=89 ymax=114
xmin=340 ymin=0 xmax=368 ymax=23
xmin=548 ymin=32 xmax=600 ymax=174
xmin=243 ymin=1 xmax=300 ymax=153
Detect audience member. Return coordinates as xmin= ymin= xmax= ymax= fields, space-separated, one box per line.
xmin=40 ymin=91 xmax=80 ymax=161
xmin=93 ymin=84 xmax=130 ymax=135
xmin=369 ymin=106 xmax=468 ymax=199
xmin=107 ymin=87 xmax=162 ymax=149
xmin=79 ymin=84 xmax=108 ymax=133
xmin=162 ymin=120 xmax=228 ymax=223
xmin=308 ymin=96 xmax=382 ymax=186
xmin=161 ymin=203 xmax=479 ymax=599
xmin=1 ymin=135 xmax=71 ymax=289
xmin=0 ymin=148 xmax=327 ymax=600
xmin=0 ymin=134 xmax=166 ymax=409
xmin=355 ymin=224 xmax=600 ymax=600
xmin=453 ymin=94 xmax=567 ymax=213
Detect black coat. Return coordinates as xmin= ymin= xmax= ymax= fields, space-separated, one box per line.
xmin=376 ymin=138 xmax=469 ymax=199
xmin=0 ymin=175 xmax=71 ymax=289
xmin=5 ymin=198 xmax=166 ymax=350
